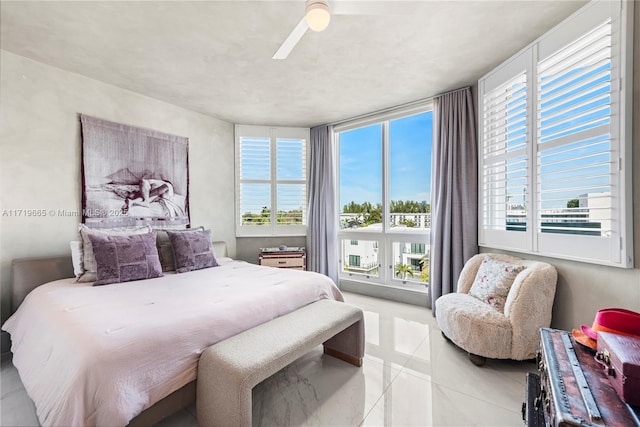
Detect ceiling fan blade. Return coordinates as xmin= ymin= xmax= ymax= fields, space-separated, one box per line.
xmin=272 ymin=17 xmax=309 ymax=60
xmin=332 ymin=1 xmax=419 ymax=16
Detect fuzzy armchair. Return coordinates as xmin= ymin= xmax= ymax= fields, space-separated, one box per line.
xmin=435 ymin=253 xmax=557 ymax=365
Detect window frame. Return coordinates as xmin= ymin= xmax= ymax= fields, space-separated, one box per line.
xmin=335 ymin=101 xmax=433 ymax=290
xmin=235 ymin=125 xmax=309 ymax=237
xmin=477 ymin=0 xmax=633 ymax=268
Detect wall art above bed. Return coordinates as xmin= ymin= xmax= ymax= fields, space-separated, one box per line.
xmin=80 ymin=115 xmax=190 ymax=229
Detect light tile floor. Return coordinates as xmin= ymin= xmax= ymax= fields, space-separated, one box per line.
xmin=1 ymin=292 xmax=536 ymax=426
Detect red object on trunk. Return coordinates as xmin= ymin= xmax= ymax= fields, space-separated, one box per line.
xmin=596 ymin=332 xmax=640 ymax=407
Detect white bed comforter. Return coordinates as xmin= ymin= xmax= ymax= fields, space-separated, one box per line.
xmin=2 ymin=260 xmax=343 ymax=427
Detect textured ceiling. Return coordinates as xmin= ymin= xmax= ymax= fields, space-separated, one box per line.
xmin=0 ymin=1 xmax=587 ymax=127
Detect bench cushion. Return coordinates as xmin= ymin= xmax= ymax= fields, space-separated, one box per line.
xmin=197 ymin=299 xmax=364 ymax=427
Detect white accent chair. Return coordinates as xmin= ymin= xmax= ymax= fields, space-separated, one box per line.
xmin=435 ymin=253 xmax=557 ymax=366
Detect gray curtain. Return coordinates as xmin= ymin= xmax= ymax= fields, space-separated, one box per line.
xmin=429 ymin=87 xmax=478 ymax=312
xmin=307 ymin=125 xmax=338 ymax=283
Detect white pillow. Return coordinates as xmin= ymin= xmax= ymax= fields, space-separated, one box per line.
xmin=468 ymin=257 xmax=525 ymax=312
xmin=77 ymin=224 xmax=152 ymax=282
xmin=215 ymin=256 xmax=234 ymax=265
xmin=70 ymin=240 xmax=84 ymax=278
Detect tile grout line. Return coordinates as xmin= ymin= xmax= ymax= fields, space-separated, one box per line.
xmin=359 ymin=331 xmax=431 ymax=425
xmin=420 ymin=327 xmax=533 ymax=415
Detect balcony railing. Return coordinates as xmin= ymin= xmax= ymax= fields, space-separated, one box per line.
xmin=344 ymin=261 xmax=378 ymax=272
xmin=340 ymin=213 xmax=431 ymax=230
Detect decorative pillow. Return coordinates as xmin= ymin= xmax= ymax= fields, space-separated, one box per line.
xmin=78 ymin=224 xmax=152 ymax=282
xmin=468 ymin=257 xmax=525 ymax=312
xmin=167 ymin=229 xmax=218 ymax=273
xmin=155 ymin=227 xmax=204 ymax=272
xmin=70 ymin=241 xmax=84 ymax=278
xmin=88 ymin=232 xmax=162 ymax=286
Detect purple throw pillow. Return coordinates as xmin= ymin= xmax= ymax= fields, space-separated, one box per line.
xmin=88 ymin=232 xmax=163 ymax=286
xmin=155 ymin=226 xmax=205 ymax=272
xmin=167 ymin=229 xmax=218 ymax=273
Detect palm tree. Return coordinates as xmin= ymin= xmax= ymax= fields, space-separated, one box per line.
xmin=419 ymin=266 xmax=430 ymax=283
xmin=418 ymin=253 xmax=430 ymax=283
xmin=394 ymin=263 xmax=414 ymax=280
xmin=419 ymin=253 xmax=429 ymax=269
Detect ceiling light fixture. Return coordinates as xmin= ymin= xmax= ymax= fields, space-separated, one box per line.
xmin=306 ymin=0 xmax=330 ymax=32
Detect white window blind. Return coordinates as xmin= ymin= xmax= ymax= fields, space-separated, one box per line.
xmin=239 ymin=136 xmax=271 ymax=226
xmin=478 ymin=0 xmax=632 ymax=267
xmin=276 ymin=138 xmax=307 ymax=225
xmin=482 ymin=72 xmax=528 ymax=234
xmin=235 ymin=126 xmax=309 ymax=237
xmin=536 ymin=21 xmax=613 ymax=237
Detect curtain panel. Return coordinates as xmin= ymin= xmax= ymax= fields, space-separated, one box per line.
xmin=430 ymin=87 xmax=478 ymax=312
xmin=307 ymin=125 xmax=338 ymax=283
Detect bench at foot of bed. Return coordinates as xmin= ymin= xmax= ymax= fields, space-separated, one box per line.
xmin=196 ymin=299 xmax=364 ymax=427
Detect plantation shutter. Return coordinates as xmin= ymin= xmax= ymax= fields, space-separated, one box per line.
xmin=535 ymin=4 xmax=621 ymax=263
xmin=478 ymin=0 xmax=631 ymax=267
xmin=479 ymin=51 xmax=531 ymax=251
xmin=235 ymin=125 xmax=309 ymax=237
xmin=276 ymin=138 xmax=307 ymax=225
xmin=238 ymin=136 xmax=271 ymax=227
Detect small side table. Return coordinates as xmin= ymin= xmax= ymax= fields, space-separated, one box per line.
xmin=259 ymin=247 xmax=306 ymax=271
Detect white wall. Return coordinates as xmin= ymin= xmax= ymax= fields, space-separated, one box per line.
xmin=0 ymin=50 xmax=235 ymax=323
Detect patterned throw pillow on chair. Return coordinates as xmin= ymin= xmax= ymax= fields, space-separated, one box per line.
xmin=469 ymin=257 xmax=525 ymax=312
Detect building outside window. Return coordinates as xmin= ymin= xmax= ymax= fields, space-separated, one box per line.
xmin=410 ymin=243 xmax=425 ymax=254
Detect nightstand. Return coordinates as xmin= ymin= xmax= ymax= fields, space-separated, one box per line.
xmin=259 ymin=247 xmax=306 ymax=271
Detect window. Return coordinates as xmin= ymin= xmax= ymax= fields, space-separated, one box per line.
xmin=410 ymin=243 xmax=426 ymax=254
xmin=391 ymin=241 xmax=430 ymax=284
xmin=478 ymin=0 xmax=633 ymax=267
xmin=341 ymin=239 xmax=379 ymax=277
xmin=337 ymin=107 xmax=432 ymax=290
xmin=235 ymin=125 xmax=308 ymax=236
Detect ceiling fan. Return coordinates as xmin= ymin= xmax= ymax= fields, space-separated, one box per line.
xmin=272 ymin=0 xmax=415 ymax=60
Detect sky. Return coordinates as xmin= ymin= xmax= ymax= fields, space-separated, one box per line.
xmin=339 ymin=111 xmax=433 ymax=210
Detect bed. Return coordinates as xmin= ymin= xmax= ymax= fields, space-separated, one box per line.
xmin=3 ymin=242 xmax=343 ymax=427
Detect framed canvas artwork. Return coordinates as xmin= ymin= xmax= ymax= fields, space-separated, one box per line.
xmin=80 ymin=115 xmax=190 ymax=229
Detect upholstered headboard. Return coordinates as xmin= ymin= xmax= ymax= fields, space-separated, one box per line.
xmin=11 ymin=256 xmax=75 ymax=314
xmin=10 ymin=241 xmax=229 ymax=314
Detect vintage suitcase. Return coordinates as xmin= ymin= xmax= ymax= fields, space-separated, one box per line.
xmin=523 ymin=372 xmax=545 ymax=427
xmin=595 ymin=332 xmax=640 ymax=407
xmin=532 ymin=328 xmax=639 ymax=427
